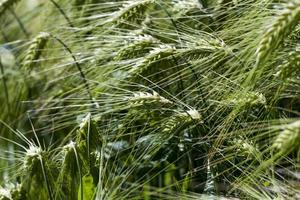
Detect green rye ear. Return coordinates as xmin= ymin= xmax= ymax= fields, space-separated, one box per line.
xmin=127 ymin=91 xmax=173 ymax=106
xmin=112 ymin=0 xmax=155 ymax=27
xmin=57 ymin=141 xmax=80 ymax=200
xmin=256 ymin=0 xmax=300 ymax=65
xmin=273 ymin=120 xmax=300 ymax=155
xmin=274 ymin=51 xmax=300 ymax=81
xmin=163 ymin=109 xmax=203 ymax=135
xmin=115 ymin=34 xmax=160 ymax=60
xmin=128 ymin=45 xmax=176 ymax=79
xmin=22 ymin=32 xmax=50 ymax=71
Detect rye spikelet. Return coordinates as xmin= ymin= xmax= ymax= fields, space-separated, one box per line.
xmin=78 ymin=113 xmax=91 ymax=130
xmin=58 ymin=141 xmax=78 ymax=199
xmin=172 ymin=0 xmax=204 ymax=14
xmin=163 ymin=109 xmax=203 ymax=135
xmin=128 ymin=45 xmax=176 ymax=78
xmin=127 ymin=91 xmax=173 ymax=106
xmin=176 ymin=39 xmax=227 ymax=61
xmin=115 ymin=34 xmax=160 ymax=60
xmin=76 ymin=113 xmax=100 ymax=170
xmin=23 ymin=145 xmax=43 ymax=172
xmin=273 ymin=120 xmax=300 ymax=154
xmin=233 ymin=139 xmax=260 ymax=159
xmin=112 ymin=0 xmax=155 ymax=27
xmin=225 ymin=91 xmax=266 ymax=107
xmin=22 ymin=32 xmax=50 ymax=71
xmin=274 ymin=51 xmax=300 ymax=80
xmin=256 ymin=0 xmax=300 ymax=65
xmin=0 ymin=0 xmax=21 ymax=16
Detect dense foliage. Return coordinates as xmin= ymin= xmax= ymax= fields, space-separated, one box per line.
xmin=0 ymin=0 xmax=299 ymax=199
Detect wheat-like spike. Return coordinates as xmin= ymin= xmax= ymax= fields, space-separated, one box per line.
xmin=77 ymin=113 xmax=91 ymax=155
xmin=176 ymin=41 xmax=226 ymax=61
xmin=112 ymin=0 xmax=155 ymax=27
xmin=274 ymin=51 xmax=300 ymax=80
xmin=23 ymin=144 xmax=43 ymax=172
xmin=58 ymin=141 xmax=78 ymax=199
xmin=127 ymin=91 xmax=173 ymax=106
xmin=233 ymin=139 xmax=259 ymax=159
xmin=115 ymin=34 xmax=160 ymax=60
xmin=76 ymin=113 xmax=100 ymax=170
xmin=256 ymin=0 xmax=300 ymax=65
xmin=174 ymin=35 xmax=230 ymax=62
xmin=63 ymin=141 xmax=77 ymax=153
xmin=78 ymin=113 xmax=91 ymax=130
xmin=172 ymin=0 xmax=203 ymax=12
xmin=163 ymin=109 xmax=203 ymax=135
xmin=273 ymin=120 xmax=300 ymax=154
xmin=225 ymin=91 xmax=266 ymax=107
xmin=128 ymin=45 xmax=176 ymax=78
xmin=142 ymin=45 xmax=176 ymax=64
xmin=22 ymin=32 xmax=50 ymax=71
xmin=0 ymin=0 xmax=21 ymax=16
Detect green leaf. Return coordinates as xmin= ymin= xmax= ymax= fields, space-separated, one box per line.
xmin=78 ymin=174 xmax=96 ymax=200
